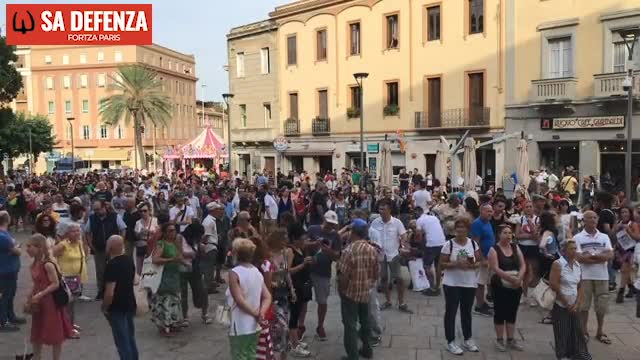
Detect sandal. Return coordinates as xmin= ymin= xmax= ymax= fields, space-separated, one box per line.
xmin=539 ymin=316 xmax=553 ymax=325
xmin=70 ymin=329 xmax=80 ymax=339
xmin=380 ymin=302 xmax=392 ymax=310
xmin=596 ymin=333 xmax=612 ymax=345
xmin=160 ymin=328 xmax=174 ymax=337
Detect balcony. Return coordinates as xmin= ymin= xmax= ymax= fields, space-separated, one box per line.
xmin=414 ymin=107 xmax=491 ymax=129
xmin=593 ymin=71 xmax=640 ymax=97
xmin=530 ymin=77 xmax=577 ymax=102
xmin=284 ymin=118 xmax=300 ymax=136
xmin=312 ymin=117 xmax=331 ymax=136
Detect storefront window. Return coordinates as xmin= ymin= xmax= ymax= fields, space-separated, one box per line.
xmin=599 ymin=141 xmax=640 ymax=194
xmin=539 ymin=142 xmax=579 ymax=176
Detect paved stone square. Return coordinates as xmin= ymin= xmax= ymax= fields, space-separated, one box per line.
xmin=2 ymin=231 xmax=640 ymax=359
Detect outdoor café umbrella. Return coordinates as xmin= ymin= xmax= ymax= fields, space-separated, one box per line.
xmin=463 ymin=137 xmax=477 ymax=192
xmin=435 ymin=140 xmax=449 ymax=188
xmin=379 ymin=142 xmax=393 ymax=190
xmin=516 ymin=138 xmax=530 ymax=197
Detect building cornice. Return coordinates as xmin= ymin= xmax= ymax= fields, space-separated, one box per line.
xmin=599 ymin=8 xmax=640 ymax=22
xmin=227 ymin=19 xmax=278 ymax=40
xmin=536 ymin=17 xmax=579 ymax=31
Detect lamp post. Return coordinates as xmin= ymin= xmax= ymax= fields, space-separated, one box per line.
xmin=354 ymin=73 xmax=369 ymax=171
xmin=66 ymin=117 xmax=75 ymax=172
xmin=222 ymin=93 xmax=234 ymax=174
xmin=618 ymin=26 xmax=639 ymax=200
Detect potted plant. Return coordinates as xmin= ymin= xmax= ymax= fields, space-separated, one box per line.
xmin=383 ymin=104 xmax=400 ymax=116
xmin=347 ymin=107 xmax=360 ymax=118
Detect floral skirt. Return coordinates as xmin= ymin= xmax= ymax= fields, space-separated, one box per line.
xmin=270 ymin=299 xmax=290 ymax=353
xmin=151 ymin=293 xmax=182 ymax=329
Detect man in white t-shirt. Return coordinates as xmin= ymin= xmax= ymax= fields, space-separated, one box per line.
xmin=169 ymin=196 xmax=195 ymax=233
xmin=412 ymin=181 xmax=432 ymax=213
xmin=369 ymin=199 xmax=411 ymax=313
xmin=416 ymin=213 xmax=446 ymax=296
xmin=200 ymin=202 xmax=222 ymax=296
xmin=574 ymin=210 xmax=613 ymax=344
xmin=262 ymin=185 xmax=278 ymax=234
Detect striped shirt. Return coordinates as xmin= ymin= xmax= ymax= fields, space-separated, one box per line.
xmin=338 ymin=240 xmax=378 ymax=303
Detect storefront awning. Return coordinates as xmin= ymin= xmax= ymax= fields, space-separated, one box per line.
xmin=80 ymin=148 xmax=129 ymax=161
xmin=284 ymin=142 xmax=335 ymax=157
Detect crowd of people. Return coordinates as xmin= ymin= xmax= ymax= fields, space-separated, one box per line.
xmin=0 ymin=165 xmax=639 ymax=360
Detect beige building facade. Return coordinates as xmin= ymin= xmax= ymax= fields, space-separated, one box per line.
xmin=267 ymin=0 xmax=506 ymax=185
xmin=16 ymin=44 xmax=197 ymax=173
xmin=227 ymin=20 xmax=280 ymax=177
xmin=504 ymin=2 xmax=640 ymax=192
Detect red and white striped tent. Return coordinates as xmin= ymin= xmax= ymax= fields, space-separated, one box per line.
xmin=162 ymin=127 xmax=226 ymax=174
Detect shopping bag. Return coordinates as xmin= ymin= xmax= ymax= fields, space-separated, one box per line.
xmin=408 ymin=259 xmax=430 ymax=292
xmin=135 ymin=286 xmax=149 ymax=317
xmin=532 ymin=279 xmax=556 ymax=310
xmin=215 ymin=305 xmax=231 ymax=327
xmin=140 ymin=256 xmax=164 ymax=295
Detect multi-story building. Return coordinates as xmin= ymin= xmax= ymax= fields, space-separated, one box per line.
xmin=504 ymin=2 xmax=640 ymax=191
xmin=227 ymin=20 xmax=280 ymax=177
xmin=16 ymin=44 xmax=197 ymax=172
xmin=267 ymin=0 xmax=507 ymax=185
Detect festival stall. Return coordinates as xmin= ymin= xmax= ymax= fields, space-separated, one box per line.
xmin=162 ymin=127 xmax=226 ymax=175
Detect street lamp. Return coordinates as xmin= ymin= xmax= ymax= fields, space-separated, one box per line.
xmin=354 ymin=73 xmax=369 ymax=171
xmin=129 ymin=106 xmax=140 ymax=170
xmin=618 ymin=26 xmax=639 ymax=200
xmin=66 ymin=116 xmax=75 ymax=172
xmin=222 ymin=93 xmax=234 ymax=174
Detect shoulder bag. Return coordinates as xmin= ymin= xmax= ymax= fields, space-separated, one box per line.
xmin=46 ymin=261 xmax=71 ymax=307
xmin=63 ymin=242 xmax=84 ymax=297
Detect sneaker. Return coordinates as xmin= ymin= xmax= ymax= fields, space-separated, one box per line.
xmin=422 ymin=288 xmax=441 ymax=297
xmin=0 ymin=323 xmax=20 ymax=332
xmin=78 ymin=295 xmax=92 ymax=302
xmin=446 ymin=342 xmax=464 ymax=355
xmin=473 ymin=304 xmax=493 ymax=317
xmin=507 ymin=338 xmax=524 ymax=351
xmin=609 ymin=282 xmax=617 ymax=292
xmin=298 ymin=341 xmax=309 ymax=349
xmin=290 ymin=344 xmax=311 ymax=358
xmin=398 ymin=304 xmax=414 ymax=314
xmin=315 ymin=327 xmax=328 ymax=342
xmin=201 ymin=316 xmax=213 ymax=325
xmin=298 ymin=325 xmax=307 ymax=341
xmin=528 ymin=298 xmax=538 ymax=307
xmin=370 ymin=336 xmax=382 ymax=347
xmin=462 ymin=339 xmax=479 ymax=352
xmin=495 ymin=339 xmax=506 ymax=352
xmin=616 ymin=289 xmax=625 ymax=303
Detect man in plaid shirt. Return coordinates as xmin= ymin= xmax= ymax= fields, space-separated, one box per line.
xmin=338 ymin=219 xmax=379 ymax=360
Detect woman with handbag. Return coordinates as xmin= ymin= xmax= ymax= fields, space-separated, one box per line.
xmin=514 ymin=201 xmax=540 ymax=306
xmin=134 ymin=202 xmax=159 ymax=274
xmin=52 ymin=223 xmax=86 ymax=339
xmin=179 ymin=219 xmax=207 ymax=325
xmin=26 ymin=233 xmax=73 ymax=360
xmin=287 ymin=224 xmax=313 ymax=358
xmin=549 ymin=240 xmax=591 ymax=360
xmin=613 ymin=207 xmax=638 ymax=303
xmin=487 ymin=225 xmax=526 ymax=352
xmin=150 ymin=223 xmax=184 ymax=337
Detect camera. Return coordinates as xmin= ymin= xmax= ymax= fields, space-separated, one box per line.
xmin=622 ymin=76 xmax=633 ymax=92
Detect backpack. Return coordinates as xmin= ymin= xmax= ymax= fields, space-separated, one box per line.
xmin=448 ymin=238 xmax=477 ymax=255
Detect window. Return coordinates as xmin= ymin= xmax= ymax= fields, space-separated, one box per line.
xmin=468 ymin=72 xmax=485 ymax=124
xmin=82 ymin=125 xmax=90 ymax=140
xmin=100 ymin=126 xmax=108 ymax=139
xmin=80 ymin=74 xmax=88 ymax=88
xmin=236 ymin=52 xmax=245 ymax=78
xmin=613 ymin=39 xmax=640 ymax=72
xmin=44 ymin=55 xmax=52 ymax=64
xmin=79 ymin=53 xmax=87 ymax=64
xmin=63 ymin=75 xmax=71 ymax=89
xmin=114 ymin=51 xmax=123 ymax=62
xmin=287 ymin=35 xmax=297 ymax=65
xmin=289 ymin=93 xmax=299 ymax=119
xmin=261 ymin=47 xmax=270 ymax=74
xmin=239 ymin=104 xmax=247 ymax=128
xmin=82 ymin=99 xmax=89 ymax=113
xmin=318 ymin=90 xmax=328 ymax=118
xmin=263 ymin=103 xmax=272 ymax=127
xmin=116 ymin=125 xmax=124 ymax=139
xmin=350 ymin=86 xmax=361 ymax=110
xmin=97 ymin=51 xmax=104 ymax=62
xmin=168 ymin=60 xmax=172 ymax=70
xmin=386 ymin=82 xmax=399 ymax=106
xmin=62 ymin=54 xmax=69 ymax=65
xmin=46 ymin=77 xmax=54 ymax=90
xmin=427 ymin=77 xmax=442 ymax=127
xmin=65 ymin=100 xmax=72 ymax=114
xmin=48 ymin=101 xmax=55 ymax=115
xmin=350 ymin=22 xmax=361 ymax=55
xmin=386 ymin=14 xmax=399 ymax=49
xmin=97 ymin=73 xmax=106 ymax=87
xmin=427 ymin=6 xmax=441 ymax=41
xmin=548 ymin=37 xmax=572 ymax=78
xmin=316 ymin=29 xmax=327 ymax=61
xmin=469 ymin=0 xmax=484 ymax=34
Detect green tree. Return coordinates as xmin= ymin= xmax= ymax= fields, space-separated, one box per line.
xmin=99 ymin=65 xmax=172 ymax=169
xmin=0 ymin=36 xmax=23 ymax=104
xmin=0 ymin=111 xmax=56 ymax=165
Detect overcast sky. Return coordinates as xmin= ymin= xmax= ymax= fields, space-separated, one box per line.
xmin=2 ymin=0 xmax=290 ymax=102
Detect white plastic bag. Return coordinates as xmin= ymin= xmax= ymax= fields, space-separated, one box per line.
xmin=140 ymin=256 xmax=164 ymax=295
xmin=532 ymin=279 xmax=556 ymax=310
xmin=408 ymin=259 xmax=430 ymax=292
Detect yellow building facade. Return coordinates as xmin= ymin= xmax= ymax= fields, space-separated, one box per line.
xmin=504 ymin=1 xmax=640 ymax=191
xmin=267 ymin=0 xmax=506 ymax=185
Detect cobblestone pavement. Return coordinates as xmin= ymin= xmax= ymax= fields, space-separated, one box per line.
xmin=2 ymin=231 xmax=640 ymax=359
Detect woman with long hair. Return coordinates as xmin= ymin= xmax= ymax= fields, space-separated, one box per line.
xmin=150 ymin=222 xmax=184 ymax=337
xmin=514 ymin=201 xmax=540 ymax=306
xmin=613 ymin=206 xmax=638 ymax=303
xmin=26 ymin=233 xmax=73 ymax=360
xmin=286 ymin=224 xmax=313 ymax=358
xmin=35 ymin=213 xmax=58 ymax=249
xmin=152 ymin=191 xmax=171 ymax=224
xmin=134 ymin=202 xmax=160 ymax=272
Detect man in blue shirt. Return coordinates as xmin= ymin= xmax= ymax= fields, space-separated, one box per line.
xmin=0 ymin=211 xmax=24 ymax=332
xmin=470 ymin=204 xmax=495 ymax=317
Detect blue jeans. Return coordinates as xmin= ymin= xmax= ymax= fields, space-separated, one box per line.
xmin=107 ymin=311 xmax=139 ymax=360
xmin=0 ymin=272 xmax=18 ymax=325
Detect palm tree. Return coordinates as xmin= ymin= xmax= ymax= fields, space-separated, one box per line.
xmin=100 ymin=65 xmax=172 ymax=170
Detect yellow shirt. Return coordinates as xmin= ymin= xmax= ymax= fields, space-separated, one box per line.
xmin=56 ymin=239 xmax=88 ymax=282
xmin=561 ymin=176 xmax=578 ymax=195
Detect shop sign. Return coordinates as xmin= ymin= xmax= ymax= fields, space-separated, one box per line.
xmin=541 ymin=116 xmax=625 ymax=130
xmin=272 ymin=136 xmax=289 ymax=152
xmin=367 ymin=144 xmax=379 ymax=154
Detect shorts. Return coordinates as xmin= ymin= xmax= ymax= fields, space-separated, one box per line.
xmin=518 ymin=244 xmax=539 ymax=260
xmin=381 ymin=256 xmax=402 ymax=284
xmin=578 ymin=279 xmax=609 ymax=315
xmin=310 ymin=274 xmax=331 ymax=305
xmin=477 ymin=264 xmax=490 ymax=286
xmin=423 ymin=246 xmax=443 ymax=267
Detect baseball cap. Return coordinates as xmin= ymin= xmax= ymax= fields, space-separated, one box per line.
xmin=324 ymin=210 xmax=339 ymax=225
xmin=350 ymin=218 xmax=368 ymax=231
xmin=206 ymin=202 xmax=223 ymax=211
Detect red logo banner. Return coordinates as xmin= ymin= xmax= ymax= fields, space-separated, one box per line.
xmin=6 ymin=4 xmax=153 ymax=45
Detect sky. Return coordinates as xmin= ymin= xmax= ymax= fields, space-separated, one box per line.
xmin=1 ymin=0 xmax=290 ymax=102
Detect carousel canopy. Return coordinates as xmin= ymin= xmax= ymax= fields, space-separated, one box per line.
xmin=164 ymin=127 xmax=225 ymax=159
